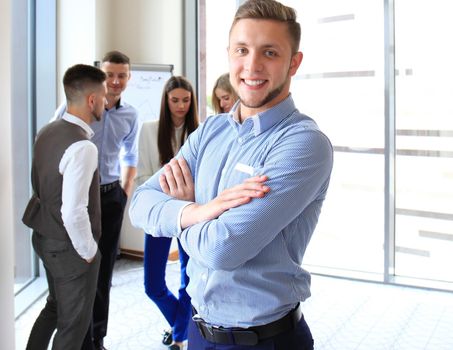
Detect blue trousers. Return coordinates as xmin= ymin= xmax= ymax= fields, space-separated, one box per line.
xmin=187 ymin=312 xmax=314 ymax=350
xmin=144 ymin=234 xmax=191 ymax=342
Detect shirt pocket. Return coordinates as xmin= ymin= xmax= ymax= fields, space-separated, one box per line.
xmin=225 ymin=162 xmax=265 ymax=188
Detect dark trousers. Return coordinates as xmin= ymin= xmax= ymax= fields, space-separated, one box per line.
xmin=144 ymin=234 xmax=191 ymax=342
xmin=26 ymin=232 xmax=100 ymax=350
xmin=187 ymin=312 xmax=314 ymax=350
xmin=85 ymin=185 xmax=127 ymax=346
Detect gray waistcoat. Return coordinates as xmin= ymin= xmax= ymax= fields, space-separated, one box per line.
xmin=22 ymin=119 xmax=101 ymax=242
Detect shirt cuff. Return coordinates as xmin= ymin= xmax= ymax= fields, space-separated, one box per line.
xmin=79 ymin=238 xmax=98 ymax=261
xmin=176 ymin=202 xmax=194 ymax=235
xmin=145 ymin=199 xmax=192 ymax=238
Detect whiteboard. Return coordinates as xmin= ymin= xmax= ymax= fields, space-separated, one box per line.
xmin=122 ymin=63 xmax=173 ymax=125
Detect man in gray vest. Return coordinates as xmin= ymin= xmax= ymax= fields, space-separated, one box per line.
xmin=22 ymin=64 xmax=107 ymax=350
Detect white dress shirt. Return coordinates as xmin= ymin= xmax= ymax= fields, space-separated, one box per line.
xmin=59 ymin=113 xmax=98 ymax=260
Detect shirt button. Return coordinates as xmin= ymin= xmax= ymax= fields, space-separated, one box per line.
xmin=238 ymin=137 xmax=243 ymax=144
xmin=200 ymin=304 xmax=207 ymax=312
xmin=201 ymin=273 xmax=208 ymax=281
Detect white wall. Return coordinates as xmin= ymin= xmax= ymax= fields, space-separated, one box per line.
xmin=56 ymin=0 xmax=97 ymax=103
xmin=0 ymin=0 xmax=18 ymax=347
xmin=96 ymin=0 xmax=183 ymax=74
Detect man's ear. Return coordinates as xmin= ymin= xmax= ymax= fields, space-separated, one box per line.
xmin=87 ymin=92 xmax=96 ymax=109
xmin=289 ymin=51 xmax=303 ymax=76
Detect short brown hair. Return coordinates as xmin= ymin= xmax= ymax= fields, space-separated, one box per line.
xmin=63 ymin=64 xmax=106 ymax=104
xmin=102 ymin=50 xmax=131 ymax=66
xmin=230 ymin=0 xmax=301 ymax=54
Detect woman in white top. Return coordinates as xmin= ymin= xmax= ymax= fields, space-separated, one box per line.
xmin=137 ymin=76 xmax=199 ymax=350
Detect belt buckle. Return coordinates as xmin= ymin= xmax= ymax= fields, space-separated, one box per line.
xmin=205 ymin=323 xmax=216 ymax=336
xmin=101 ymin=181 xmax=116 ymax=193
xmin=192 ymin=314 xmax=214 ymax=338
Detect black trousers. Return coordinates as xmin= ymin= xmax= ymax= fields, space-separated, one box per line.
xmin=84 ymin=185 xmax=127 ymax=347
xmin=27 ymin=232 xmax=100 ymax=350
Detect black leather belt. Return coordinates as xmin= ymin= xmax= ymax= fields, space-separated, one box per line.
xmin=100 ymin=180 xmax=119 ymax=194
xmin=192 ymin=303 xmax=302 ymax=346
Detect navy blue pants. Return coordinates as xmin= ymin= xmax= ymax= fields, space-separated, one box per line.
xmin=187 ymin=312 xmax=314 ymax=350
xmin=144 ymin=234 xmax=191 ymax=342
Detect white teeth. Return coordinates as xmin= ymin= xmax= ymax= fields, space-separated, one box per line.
xmin=244 ymin=79 xmax=265 ymax=86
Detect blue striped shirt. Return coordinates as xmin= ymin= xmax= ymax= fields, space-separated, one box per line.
xmin=130 ymin=95 xmax=333 ymax=327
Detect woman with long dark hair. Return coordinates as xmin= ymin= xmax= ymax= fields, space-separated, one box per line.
xmin=136 ymin=76 xmax=199 ymax=350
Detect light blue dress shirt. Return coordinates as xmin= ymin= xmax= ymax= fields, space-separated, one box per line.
xmin=54 ymin=100 xmax=139 ymax=185
xmin=130 ymin=95 xmax=333 ymax=328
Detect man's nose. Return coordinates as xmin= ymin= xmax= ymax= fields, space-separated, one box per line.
xmin=244 ymin=51 xmax=263 ymax=72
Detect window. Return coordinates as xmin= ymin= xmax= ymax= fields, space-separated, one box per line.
xmin=14 ymin=0 xmax=57 ymax=318
xmin=394 ymin=0 xmax=453 ymax=285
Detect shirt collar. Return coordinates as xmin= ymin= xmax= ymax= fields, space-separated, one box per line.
xmin=228 ymin=94 xmax=297 ymax=136
xmin=62 ymin=112 xmax=94 ymax=139
xmin=105 ymin=98 xmax=124 ymax=111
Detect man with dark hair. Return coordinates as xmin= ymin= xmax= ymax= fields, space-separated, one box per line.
xmin=54 ymin=50 xmax=139 ymax=350
xmin=130 ymin=0 xmax=333 ymax=349
xmin=23 ymin=64 xmax=106 ymax=350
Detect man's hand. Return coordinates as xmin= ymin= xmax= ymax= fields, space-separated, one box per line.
xmin=180 ymin=175 xmax=270 ymax=229
xmin=159 ymin=158 xmax=195 ymax=201
xmin=159 ymin=157 xmax=270 ymax=229
xmin=122 ymin=166 xmax=137 ymax=197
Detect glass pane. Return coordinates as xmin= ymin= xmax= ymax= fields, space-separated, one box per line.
xmin=204 ymin=1 xmax=237 ymax=117
xmin=14 ymin=0 xmax=35 ymax=295
xmin=283 ymin=0 xmax=385 ymax=276
xmin=394 ymin=0 xmax=453 ymax=283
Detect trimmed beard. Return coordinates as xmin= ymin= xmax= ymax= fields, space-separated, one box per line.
xmin=237 ymin=71 xmax=290 ymax=109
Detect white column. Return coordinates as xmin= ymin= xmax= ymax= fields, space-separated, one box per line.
xmin=0 ymin=0 xmax=17 ymax=347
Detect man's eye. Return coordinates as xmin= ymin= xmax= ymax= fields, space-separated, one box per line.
xmin=265 ymin=50 xmax=277 ymax=57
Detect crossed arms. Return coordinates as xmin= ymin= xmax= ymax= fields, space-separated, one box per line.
xmin=129 ymin=124 xmax=332 ymax=271
xmin=159 ymin=157 xmax=270 ymax=229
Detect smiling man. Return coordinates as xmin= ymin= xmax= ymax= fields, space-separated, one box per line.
xmin=130 ymin=1 xmax=333 ymax=349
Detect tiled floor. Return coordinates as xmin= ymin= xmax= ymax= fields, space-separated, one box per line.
xmin=15 ymin=259 xmax=453 ymax=350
